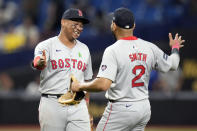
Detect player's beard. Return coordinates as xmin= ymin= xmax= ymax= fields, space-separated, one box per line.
xmin=111 ymin=31 xmax=117 ymax=41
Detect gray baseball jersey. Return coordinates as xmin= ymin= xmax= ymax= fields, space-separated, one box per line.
xmin=35 ymin=36 xmax=93 ymax=131
xmin=34 ymin=36 xmax=93 ymax=94
xmin=97 ymin=36 xmax=180 ymax=101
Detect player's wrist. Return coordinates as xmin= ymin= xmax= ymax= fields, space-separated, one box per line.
xmin=78 ymin=85 xmax=83 ymax=92
xmin=171 ymin=40 xmax=180 ymax=54
xmin=78 ymin=83 xmax=86 ymax=92
xmin=172 ymin=40 xmax=180 ymax=50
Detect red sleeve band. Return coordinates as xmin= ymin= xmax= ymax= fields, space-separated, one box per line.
xmin=172 ymin=41 xmax=180 ymax=50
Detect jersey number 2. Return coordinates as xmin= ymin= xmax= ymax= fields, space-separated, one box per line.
xmin=132 ymin=65 xmax=145 ymax=87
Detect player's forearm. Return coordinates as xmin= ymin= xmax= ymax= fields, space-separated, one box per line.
xmin=169 ymin=47 xmax=180 ymax=71
xmin=79 ymin=81 xmax=105 ymax=92
xmin=169 ymin=53 xmax=180 ymax=71
xmin=79 ymin=78 xmax=110 ymax=92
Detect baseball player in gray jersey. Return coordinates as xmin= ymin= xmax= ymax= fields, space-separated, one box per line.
xmin=32 ymin=8 xmax=93 ymax=131
xmin=71 ymin=7 xmax=185 ymax=131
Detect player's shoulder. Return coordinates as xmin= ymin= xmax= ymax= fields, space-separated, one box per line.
xmin=103 ymin=42 xmax=118 ymax=55
xmin=137 ymin=38 xmax=152 ymax=45
xmin=138 ymin=38 xmax=159 ymax=49
xmin=36 ymin=36 xmax=57 ymax=48
xmin=76 ymin=40 xmax=89 ymax=50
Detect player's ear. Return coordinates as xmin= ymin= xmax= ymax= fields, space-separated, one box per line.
xmin=111 ymin=21 xmax=116 ymax=31
xmin=61 ymin=19 xmax=66 ymax=27
xmin=132 ymin=23 xmax=136 ymax=30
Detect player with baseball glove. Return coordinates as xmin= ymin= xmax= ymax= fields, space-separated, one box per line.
xmin=32 ymin=8 xmax=93 ymax=131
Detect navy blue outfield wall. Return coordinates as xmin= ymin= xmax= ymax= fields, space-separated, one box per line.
xmin=0 ymin=97 xmax=39 ymax=124
xmin=150 ymin=99 xmax=197 ymax=125
xmin=0 ymin=96 xmax=197 ymax=125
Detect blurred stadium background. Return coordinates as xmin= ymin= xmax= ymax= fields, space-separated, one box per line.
xmin=0 ymin=0 xmax=197 ymax=130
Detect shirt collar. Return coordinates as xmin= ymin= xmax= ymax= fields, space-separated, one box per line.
xmin=119 ymin=36 xmax=138 ymax=40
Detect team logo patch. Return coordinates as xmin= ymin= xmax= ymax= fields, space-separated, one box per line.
xmin=78 ymin=10 xmax=83 ymax=16
xmin=38 ymin=51 xmax=43 ymax=54
xmin=101 ymin=65 xmax=107 ymax=71
xmin=56 ymin=49 xmax=61 ymax=52
xmin=163 ymin=53 xmax=168 ymax=60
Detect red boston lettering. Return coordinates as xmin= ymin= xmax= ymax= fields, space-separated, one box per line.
xmin=50 ymin=58 xmax=87 ymax=71
xmin=82 ymin=63 xmax=86 ymax=72
xmin=71 ymin=59 xmax=77 ymax=68
xmin=78 ymin=60 xmax=83 ymax=70
xmin=51 ymin=60 xmax=57 ymax=69
xmin=65 ymin=58 xmax=70 ymax=68
xmin=58 ymin=59 xmax=64 ymax=68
